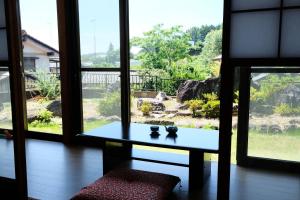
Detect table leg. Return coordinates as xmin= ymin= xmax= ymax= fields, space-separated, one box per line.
xmin=189 ymin=150 xmax=211 ymax=190
xmin=103 ymin=141 xmax=132 ymax=174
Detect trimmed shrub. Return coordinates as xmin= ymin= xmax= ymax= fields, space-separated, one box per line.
xmin=98 ymin=92 xmax=121 ymax=117
xmin=141 ymin=101 xmax=152 ymax=116
xmin=202 ymin=99 xmax=220 ymax=118
xmin=274 ymin=103 xmax=300 ymax=116
xmin=36 ymin=109 xmax=53 ymax=123
xmin=186 ymin=99 xmax=204 ymax=117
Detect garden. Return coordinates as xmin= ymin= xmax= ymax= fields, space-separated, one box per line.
xmin=0 ymin=24 xmax=299 ymax=163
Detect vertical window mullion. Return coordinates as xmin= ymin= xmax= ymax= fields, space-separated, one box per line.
xmin=119 ymin=0 xmax=130 ymax=129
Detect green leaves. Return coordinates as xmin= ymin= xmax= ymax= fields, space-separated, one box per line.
xmin=35 ymin=71 xmax=60 ymax=100
xmin=131 ymin=24 xmax=191 ymax=70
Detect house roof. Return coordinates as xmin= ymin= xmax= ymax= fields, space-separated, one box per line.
xmin=22 ymin=30 xmax=59 ymax=54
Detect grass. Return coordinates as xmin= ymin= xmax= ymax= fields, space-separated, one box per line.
xmin=2 ymin=99 xmax=299 ymax=163
xmin=83 ymin=119 xmax=111 ymax=132
xmin=26 ymin=119 xmax=111 ymax=135
xmin=28 ymin=123 xmax=62 ymax=135
xmin=134 ymin=128 xmax=300 ymax=164
xmin=248 ymin=130 xmax=300 ymax=162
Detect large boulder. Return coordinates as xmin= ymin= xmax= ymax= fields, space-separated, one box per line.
xmin=46 ymin=100 xmax=62 ymax=117
xmin=177 ymin=78 xmax=220 ymax=103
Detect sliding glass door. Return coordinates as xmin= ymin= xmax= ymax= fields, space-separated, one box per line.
xmin=248 ymin=69 xmax=300 ymax=162
xmin=78 ymin=0 xmax=122 ymax=131
xmin=237 ymin=67 xmax=300 ymax=171
xmin=19 ymin=0 xmax=62 ymax=135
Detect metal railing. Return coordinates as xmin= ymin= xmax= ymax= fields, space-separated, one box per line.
xmin=1 ymin=72 xmax=185 ymax=95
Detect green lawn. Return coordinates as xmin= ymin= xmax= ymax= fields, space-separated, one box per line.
xmin=28 ymin=123 xmax=63 ymax=135
xmin=248 ymin=130 xmax=300 ymax=162
xmin=83 ymin=119 xmax=111 ymax=132
xmin=135 ymin=128 xmax=300 ymax=164
xmin=3 ymin=119 xmax=299 ymax=163
xmin=27 ymin=119 xmax=110 ymax=135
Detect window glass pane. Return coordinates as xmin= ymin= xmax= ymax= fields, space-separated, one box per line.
xmin=284 ymin=0 xmax=300 ymax=6
xmin=0 ymin=0 xmax=6 ymax=27
xmin=230 ymin=11 xmax=280 ymax=58
xmin=20 ymin=0 xmax=62 ymax=135
xmin=0 ymin=30 xmax=8 ymax=60
xmin=129 ymin=0 xmax=223 ymax=162
xmin=232 ymin=0 xmax=280 ymax=11
xmin=0 ymin=69 xmax=15 ymax=180
xmin=79 ymin=0 xmax=120 ymax=68
xmin=82 ymin=72 xmax=121 ymax=131
xmin=23 ymin=57 xmax=36 ymax=72
xmin=0 ymin=70 xmax=12 ymax=129
xmin=281 ymin=10 xmax=300 ymax=57
xmin=248 ymin=72 xmax=300 ymax=162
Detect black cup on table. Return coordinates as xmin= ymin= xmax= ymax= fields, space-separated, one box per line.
xmin=150 ymin=126 xmax=160 ymax=138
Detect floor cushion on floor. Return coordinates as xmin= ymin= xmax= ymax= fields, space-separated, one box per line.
xmin=71 ymin=168 xmax=180 ymax=200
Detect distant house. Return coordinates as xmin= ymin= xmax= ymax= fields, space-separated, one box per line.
xmin=22 ymin=30 xmax=60 ymax=73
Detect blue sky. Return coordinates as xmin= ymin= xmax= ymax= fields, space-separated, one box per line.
xmin=20 ymin=0 xmax=223 ymax=54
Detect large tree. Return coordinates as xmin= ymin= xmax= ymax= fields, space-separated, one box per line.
xmin=201 ymin=29 xmax=222 ymax=62
xmin=131 ymin=24 xmax=191 ymax=71
xmin=187 ymin=25 xmax=221 ymax=55
xmin=106 ymin=43 xmax=120 ymax=66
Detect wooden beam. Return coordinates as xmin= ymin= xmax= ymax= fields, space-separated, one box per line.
xmin=57 ymin=0 xmax=83 ymax=143
xmin=6 ymin=0 xmax=28 ymax=199
xmin=119 ymin=0 xmax=131 ymax=131
xmin=217 ymin=0 xmax=233 ymax=200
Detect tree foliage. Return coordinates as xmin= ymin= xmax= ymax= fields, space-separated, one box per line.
xmin=187 ymin=25 xmax=221 ymax=44
xmin=131 ymin=24 xmax=191 ymax=71
xmin=106 ymin=43 xmax=120 ymax=65
xmin=187 ymin=25 xmax=221 ymax=55
xmin=200 ymin=29 xmax=222 ymax=62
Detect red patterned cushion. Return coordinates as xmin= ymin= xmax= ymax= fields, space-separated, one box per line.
xmin=71 ymin=169 xmax=180 ymax=200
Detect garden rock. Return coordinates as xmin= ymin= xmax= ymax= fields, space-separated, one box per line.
xmin=177 ymin=78 xmax=220 ymax=103
xmin=156 ymin=92 xmax=169 ymax=101
xmin=27 ymin=113 xmax=38 ymax=123
xmin=152 ymin=101 xmax=166 ymax=111
xmin=275 ymin=85 xmax=300 ymax=106
xmin=152 ymin=111 xmax=164 ymax=114
xmin=289 ymin=119 xmax=300 ymax=124
xmin=152 ymin=114 xmax=166 ymax=119
xmin=105 ymin=115 xmax=121 ymax=121
xmin=166 ymin=114 xmax=176 ymax=118
xmin=250 ymin=104 xmax=274 ymax=115
xmin=232 ymin=103 xmax=239 ymax=116
xmin=144 ymin=120 xmax=174 ymax=126
xmin=137 ymin=99 xmax=166 ymax=111
xmin=269 ymin=124 xmax=282 ymax=134
xmin=284 ymin=124 xmax=298 ymax=131
xmin=259 ymin=125 xmax=269 ymax=133
xmin=165 ymin=109 xmax=178 ymax=114
xmin=232 ymin=122 xmax=238 ymax=129
xmin=46 ymin=100 xmax=62 ymax=117
xmin=177 ymin=110 xmax=192 ymax=117
xmin=175 ymin=103 xmax=189 ymax=110
xmin=0 ymin=103 xmax=3 ymax=112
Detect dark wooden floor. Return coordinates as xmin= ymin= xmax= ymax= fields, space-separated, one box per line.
xmin=0 ymin=139 xmax=299 ymax=200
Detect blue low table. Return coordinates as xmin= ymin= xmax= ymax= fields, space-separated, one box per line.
xmin=80 ymin=122 xmax=219 ymax=190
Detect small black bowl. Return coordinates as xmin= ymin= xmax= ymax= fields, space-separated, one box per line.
xmin=150 ymin=126 xmax=159 ymax=132
xmin=150 ymin=131 xmax=160 ymax=138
